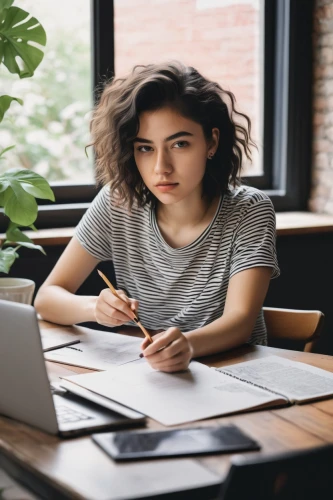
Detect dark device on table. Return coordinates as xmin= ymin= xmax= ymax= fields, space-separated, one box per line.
xmin=92 ymin=424 xmax=260 ymax=461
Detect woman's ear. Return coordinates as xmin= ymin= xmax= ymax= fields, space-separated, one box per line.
xmin=208 ymin=128 xmax=220 ymax=157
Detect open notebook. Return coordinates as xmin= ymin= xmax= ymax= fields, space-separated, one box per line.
xmin=61 ymin=355 xmax=333 ymax=426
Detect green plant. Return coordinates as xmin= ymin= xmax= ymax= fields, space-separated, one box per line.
xmin=0 ymin=0 xmax=54 ymax=274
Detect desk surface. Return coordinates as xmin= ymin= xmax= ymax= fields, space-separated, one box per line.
xmin=1 ymin=322 xmax=333 ymax=500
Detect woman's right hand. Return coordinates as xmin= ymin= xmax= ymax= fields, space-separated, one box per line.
xmin=94 ymin=288 xmax=139 ymax=327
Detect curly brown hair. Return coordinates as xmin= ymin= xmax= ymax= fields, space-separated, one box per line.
xmin=90 ymin=61 xmax=256 ymax=209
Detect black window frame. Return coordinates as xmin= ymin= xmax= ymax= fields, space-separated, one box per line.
xmin=0 ymin=0 xmax=314 ymax=232
xmin=254 ymin=0 xmax=314 ymax=212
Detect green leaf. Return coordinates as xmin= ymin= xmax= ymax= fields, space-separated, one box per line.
xmin=0 ymin=144 xmax=15 ymax=159
xmin=0 ymin=168 xmax=55 ymax=200
xmin=6 ymin=221 xmax=34 ymax=243
xmin=0 ymin=0 xmax=14 ymax=14
xmin=0 ymin=179 xmax=9 ymax=194
xmin=4 ymin=221 xmax=46 ymax=255
xmin=0 ymin=6 xmax=47 ymax=78
xmin=2 ymin=182 xmax=38 ymax=225
xmin=0 ymin=94 xmax=23 ymax=122
xmin=0 ymin=246 xmax=19 ymax=274
xmin=12 ymin=240 xmax=46 ymax=254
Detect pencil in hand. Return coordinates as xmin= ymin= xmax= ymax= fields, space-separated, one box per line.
xmin=97 ymin=269 xmax=153 ymax=344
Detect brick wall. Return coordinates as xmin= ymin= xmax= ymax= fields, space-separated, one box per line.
xmin=114 ymin=0 xmax=261 ymax=174
xmin=309 ymin=0 xmax=333 ymax=213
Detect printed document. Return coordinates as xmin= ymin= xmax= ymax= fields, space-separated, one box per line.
xmin=218 ymin=355 xmax=333 ymax=402
xmin=44 ymin=326 xmax=142 ymax=370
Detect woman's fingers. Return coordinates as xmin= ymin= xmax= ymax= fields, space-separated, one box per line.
xmin=117 ymin=291 xmax=139 ymax=313
xmin=148 ymin=351 xmax=187 ymax=368
xmin=142 ymin=328 xmax=180 ymax=356
xmin=97 ymin=317 xmax=124 ymax=327
xmin=129 ymin=298 xmax=139 ymax=313
xmin=141 ymin=327 xmax=193 ymax=373
xmin=140 ymin=328 xmax=163 ymax=349
xmin=98 ymin=291 xmax=132 ymax=321
xmin=110 ymin=291 xmax=137 ymax=320
xmin=95 ymin=288 xmax=139 ymax=326
xmin=141 ymin=338 xmax=151 ymax=350
xmin=145 ymin=337 xmax=184 ymax=361
xmin=146 ymin=351 xmax=191 ymax=372
xmin=97 ymin=308 xmax=130 ymax=324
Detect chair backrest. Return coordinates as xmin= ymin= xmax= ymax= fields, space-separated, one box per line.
xmin=263 ymin=307 xmax=325 ymax=352
xmin=219 ymin=444 xmax=333 ymax=500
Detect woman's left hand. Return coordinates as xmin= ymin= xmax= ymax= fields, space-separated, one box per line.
xmin=141 ymin=327 xmax=193 ymax=372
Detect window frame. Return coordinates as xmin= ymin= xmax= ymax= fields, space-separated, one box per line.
xmin=244 ymin=0 xmax=314 ymax=212
xmin=0 ymin=0 xmax=314 ymax=232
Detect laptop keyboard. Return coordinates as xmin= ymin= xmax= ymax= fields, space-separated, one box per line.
xmin=55 ymin=405 xmax=93 ymax=424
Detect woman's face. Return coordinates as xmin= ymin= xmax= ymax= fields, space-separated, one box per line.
xmin=133 ymin=106 xmax=219 ymax=206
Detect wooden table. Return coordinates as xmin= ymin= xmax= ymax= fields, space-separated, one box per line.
xmin=1 ymin=321 xmax=333 ymax=500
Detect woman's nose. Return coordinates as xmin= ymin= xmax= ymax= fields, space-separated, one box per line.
xmin=154 ymin=150 xmax=172 ymax=174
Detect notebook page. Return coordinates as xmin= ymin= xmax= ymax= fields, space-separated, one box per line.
xmin=62 ymin=360 xmax=285 ymax=426
xmin=218 ymin=355 xmax=333 ymax=403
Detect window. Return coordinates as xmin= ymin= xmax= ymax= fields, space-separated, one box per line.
xmin=97 ymin=0 xmax=315 ymax=213
xmin=0 ymin=0 xmax=95 ymax=230
xmin=114 ymin=0 xmax=263 ymax=176
xmin=262 ymin=0 xmax=314 ymax=211
xmin=1 ymin=0 xmax=93 ymax=184
xmin=0 ymin=0 xmax=314 ymax=232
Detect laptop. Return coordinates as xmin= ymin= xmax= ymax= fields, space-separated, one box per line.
xmin=0 ymin=299 xmax=146 ymax=437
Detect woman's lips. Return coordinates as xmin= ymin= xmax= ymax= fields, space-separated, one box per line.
xmin=155 ymin=183 xmax=178 ymax=192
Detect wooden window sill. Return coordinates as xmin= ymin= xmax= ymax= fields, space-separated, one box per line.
xmin=2 ymin=212 xmax=333 ymax=247
xmin=275 ymin=212 xmax=333 ymax=236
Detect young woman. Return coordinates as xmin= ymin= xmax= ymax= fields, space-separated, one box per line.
xmin=35 ymin=61 xmax=279 ymax=373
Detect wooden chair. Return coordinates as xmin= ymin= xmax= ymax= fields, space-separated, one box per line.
xmin=218 ymin=443 xmax=333 ymax=500
xmin=263 ymin=307 xmax=325 ymax=353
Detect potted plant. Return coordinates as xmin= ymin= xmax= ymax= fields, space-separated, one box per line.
xmin=0 ymin=0 xmax=54 ymax=304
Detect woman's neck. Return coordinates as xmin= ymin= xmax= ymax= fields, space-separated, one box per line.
xmin=156 ymin=194 xmax=214 ymax=229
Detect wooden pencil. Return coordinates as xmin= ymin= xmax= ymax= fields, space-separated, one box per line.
xmin=97 ymin=269 xmax=153 ymax=344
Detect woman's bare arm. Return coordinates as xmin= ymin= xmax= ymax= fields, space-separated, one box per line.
xmin=141 ymin=266 xmax=272 ymax=371
xmin=185 ymin=266 xmax=272 ymax=357
xmin=35 ymin=237 xmax=139 ymax=326
xmin=34 ymin=237 xmax=101 ymax=325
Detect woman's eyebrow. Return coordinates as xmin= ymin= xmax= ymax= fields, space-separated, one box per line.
xmin=133 ymin=131 xmax=194 ymax=144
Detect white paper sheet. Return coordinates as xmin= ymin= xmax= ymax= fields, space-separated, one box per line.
xmin=40 ymin=328 xmax=80 ymax=352
xmin=62 ymin=360 xmax=283 ymax=426
xmin=219 ymin=355 xmax=333 ymax=402
xmin=44 ymin=326 xmax=142 ymax=370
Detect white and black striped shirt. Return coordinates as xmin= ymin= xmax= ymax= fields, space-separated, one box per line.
xmin=75 ymin=184 xmax=280 ymax=345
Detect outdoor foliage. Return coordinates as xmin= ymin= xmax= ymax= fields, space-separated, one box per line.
xmin=0 ymin=0 xmax=92 ymax=182
xmin=0 ymin=0 xmax=55 ymax=274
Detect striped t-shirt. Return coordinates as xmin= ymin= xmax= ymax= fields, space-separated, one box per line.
xmin=75 ymin=184 xmax=280 ymax=345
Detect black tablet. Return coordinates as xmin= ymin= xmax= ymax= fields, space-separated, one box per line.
xmin=92 ymin=424 xmax=260 ymax=461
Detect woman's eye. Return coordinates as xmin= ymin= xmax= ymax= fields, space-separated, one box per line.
xmin=173 ymin=141 xmax=189 ymax=149
xmin=137 ymin=145 xmax=153 ymax=153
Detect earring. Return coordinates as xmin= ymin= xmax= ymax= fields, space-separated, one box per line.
xmin=208 ymin=152 xmax=214 ymax=160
